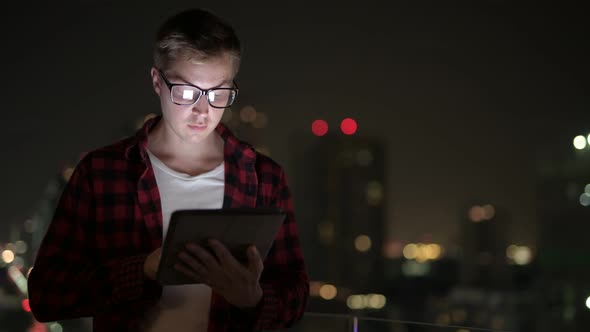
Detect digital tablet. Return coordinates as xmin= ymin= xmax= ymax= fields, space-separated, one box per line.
xmin=156 ymin=208 xmax=286 ymax=285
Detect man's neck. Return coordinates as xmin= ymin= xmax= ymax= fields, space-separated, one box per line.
xmin=147 ymin=121 xmax=224 ymax=164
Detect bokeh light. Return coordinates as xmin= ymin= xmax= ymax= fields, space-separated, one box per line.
xmin=574 ymin=135 xmax=587 ymax=150
xmin=1 ymin=250 xmax=15 ymax=264
xmin=347 ymin=295 xmax=365 ymax=309
xmin=366 ymin=181 xmax=384 ymax=206
xmin=319 ymin=284 xmax=337 ymax=300
xmin=367 ymin=294 xmax=387 ymax=309
xmin=356 ymin=149 xmax=373 ymax=166
xmin=469 ymin=206 xmax=485 ymax=222
xmin=507 ymin=245 xmax=533 ymax=265
xmin=482 ymin=204 xmax=496 ymax=220
xmin=354 ymin=235 xmax=372 ymax=252
xmin=586 ymin=296 xmax=590 ymax=310
xmin=15 ymin=241 xmax=27 ymax=254
xmin=239 ymin=105 xmax=257 ymax=123
xmin=580 ymin=193 xmax=590 ymax=207
xmin=506 ymin=245 xmax=518 ymax=259
xmin=312 ymin=120 xmax=329 ymax=136
xmin=403 ymin=243 xmax=418 ymax=259
xmin=49 ymin=322 xmax=63 ymax=332
xmin=340 ymin=118 xmax=358 ymax=135
xmin=22 ymin=299 xmax=31 ymax=312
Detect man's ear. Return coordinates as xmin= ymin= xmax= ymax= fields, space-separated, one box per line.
xmin=150 ymin=67 xmax=162 ymax=96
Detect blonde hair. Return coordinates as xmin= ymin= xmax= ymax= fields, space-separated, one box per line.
xmin=153 ymin=9 xmax=241 ymax=71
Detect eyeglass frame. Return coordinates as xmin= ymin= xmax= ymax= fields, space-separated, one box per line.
xmin=157 ymin=69 xmax=239 ymax=108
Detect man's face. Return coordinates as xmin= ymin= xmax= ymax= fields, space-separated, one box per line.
xmin=150 ymin=52 xmax=237 ymax=145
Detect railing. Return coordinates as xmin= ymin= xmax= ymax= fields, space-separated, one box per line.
xmin=274 ymin=312 xmax=513 ymax=332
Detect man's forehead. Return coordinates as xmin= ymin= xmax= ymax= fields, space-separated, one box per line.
xmin=165 ymin=66 xmax=234 ymax=87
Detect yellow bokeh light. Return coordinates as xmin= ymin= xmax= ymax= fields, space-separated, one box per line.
xmin=366 ymin=181 xmax=383 ymax=206
xmin=482 ymin=204 xmax=495 ymax=220
xmin=2 ymin=250 xmax=15 ymax=264
xmin=574 ymin=135 xmax=587 ymax=150
xmin=347 ymin=295 xmax=366 ymax=309
xmin=428 ymin=244 xmax=442 ymax=259
xmin=367 ymin=294 xmax=387 ymax=309
xmin=354 ymin=235 xmax=372 ymax=252
xmin=506 ymin=245 xmax=518 ymax=259
xmin=403 ymin=243 xmax=418 ymax=259
xmin=513 ymin=246 xmax=532 ymax=265
xmin=415 ymin=243 xmax=429 ymax=263
xmin=319 ymin=284 xmax=337 ymax=300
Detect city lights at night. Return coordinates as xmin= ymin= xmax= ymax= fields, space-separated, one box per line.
xmin=1 ymin=3 xmax=588 ymax=332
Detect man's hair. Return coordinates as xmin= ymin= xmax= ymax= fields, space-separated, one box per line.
xmin=153 ymin=9 xmax=241 ymax=71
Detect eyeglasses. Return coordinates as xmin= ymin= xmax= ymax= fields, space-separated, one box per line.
xmin=158 ymin=69 xmax=238 ymax=108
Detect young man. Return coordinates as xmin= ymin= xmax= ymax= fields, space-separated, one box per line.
xmin=28 ymin=8 xmax=309 ymax=332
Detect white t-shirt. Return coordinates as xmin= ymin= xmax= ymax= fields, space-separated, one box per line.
xmin=144 ymin=149 xmax=225 ymax=332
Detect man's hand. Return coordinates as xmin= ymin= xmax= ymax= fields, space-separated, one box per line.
xmin=175 ymin=239 xmax=264 ymax=309
xmin=144 ymin=247 xmax=162 ymax=280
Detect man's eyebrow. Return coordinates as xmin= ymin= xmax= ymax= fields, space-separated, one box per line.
xmin=167 ymin=74 xmax=232 ymax=89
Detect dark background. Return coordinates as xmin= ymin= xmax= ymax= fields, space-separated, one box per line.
xmin=1 ymin=1 xmax=589 ymax=331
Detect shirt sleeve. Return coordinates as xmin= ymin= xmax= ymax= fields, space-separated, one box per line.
xmin=27 ymin=156 xmax=161 ymax=323
xmin=230 ymin=168 xmax=310 ymax=330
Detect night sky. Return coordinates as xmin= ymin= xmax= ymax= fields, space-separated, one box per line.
xmin=2 ymin=2 xmax=589 ymax=250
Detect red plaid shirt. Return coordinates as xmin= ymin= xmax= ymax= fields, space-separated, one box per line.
xmin=28 ymin=116 xmax=309 ymax=331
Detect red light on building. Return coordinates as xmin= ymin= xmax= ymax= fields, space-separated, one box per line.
xmin=340 ymin=118 xmax=358 ymax=135
xmin=311 ymin=120 xmax=329 ymax=136
xmin=22 ymin=299 xmax=31 ymax=312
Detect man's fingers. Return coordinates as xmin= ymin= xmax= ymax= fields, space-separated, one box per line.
xmin=247 ymin=245 xmax=264 ymax=277
xmin=174 ymin=262 xmax=201 ymax=282
xmin=208 ymin=240 xmax=236 ymax=266
xmin=186 ymin=243 xmax=220 ymax=270
xmin=177 ymin=251 xmax=205 ymax=274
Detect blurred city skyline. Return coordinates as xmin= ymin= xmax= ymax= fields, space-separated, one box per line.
xmin=3 ymin=2 xmax=589 ymax=248
xmin=1 ymin=2 xmax=590 ymax=330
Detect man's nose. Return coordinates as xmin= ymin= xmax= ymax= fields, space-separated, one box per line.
xmin=192 ymin=93 xmax=209 ymax=114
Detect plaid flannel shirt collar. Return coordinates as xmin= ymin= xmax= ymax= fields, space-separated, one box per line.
xmin=124 ymin=115 xmax=257 ymax=167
